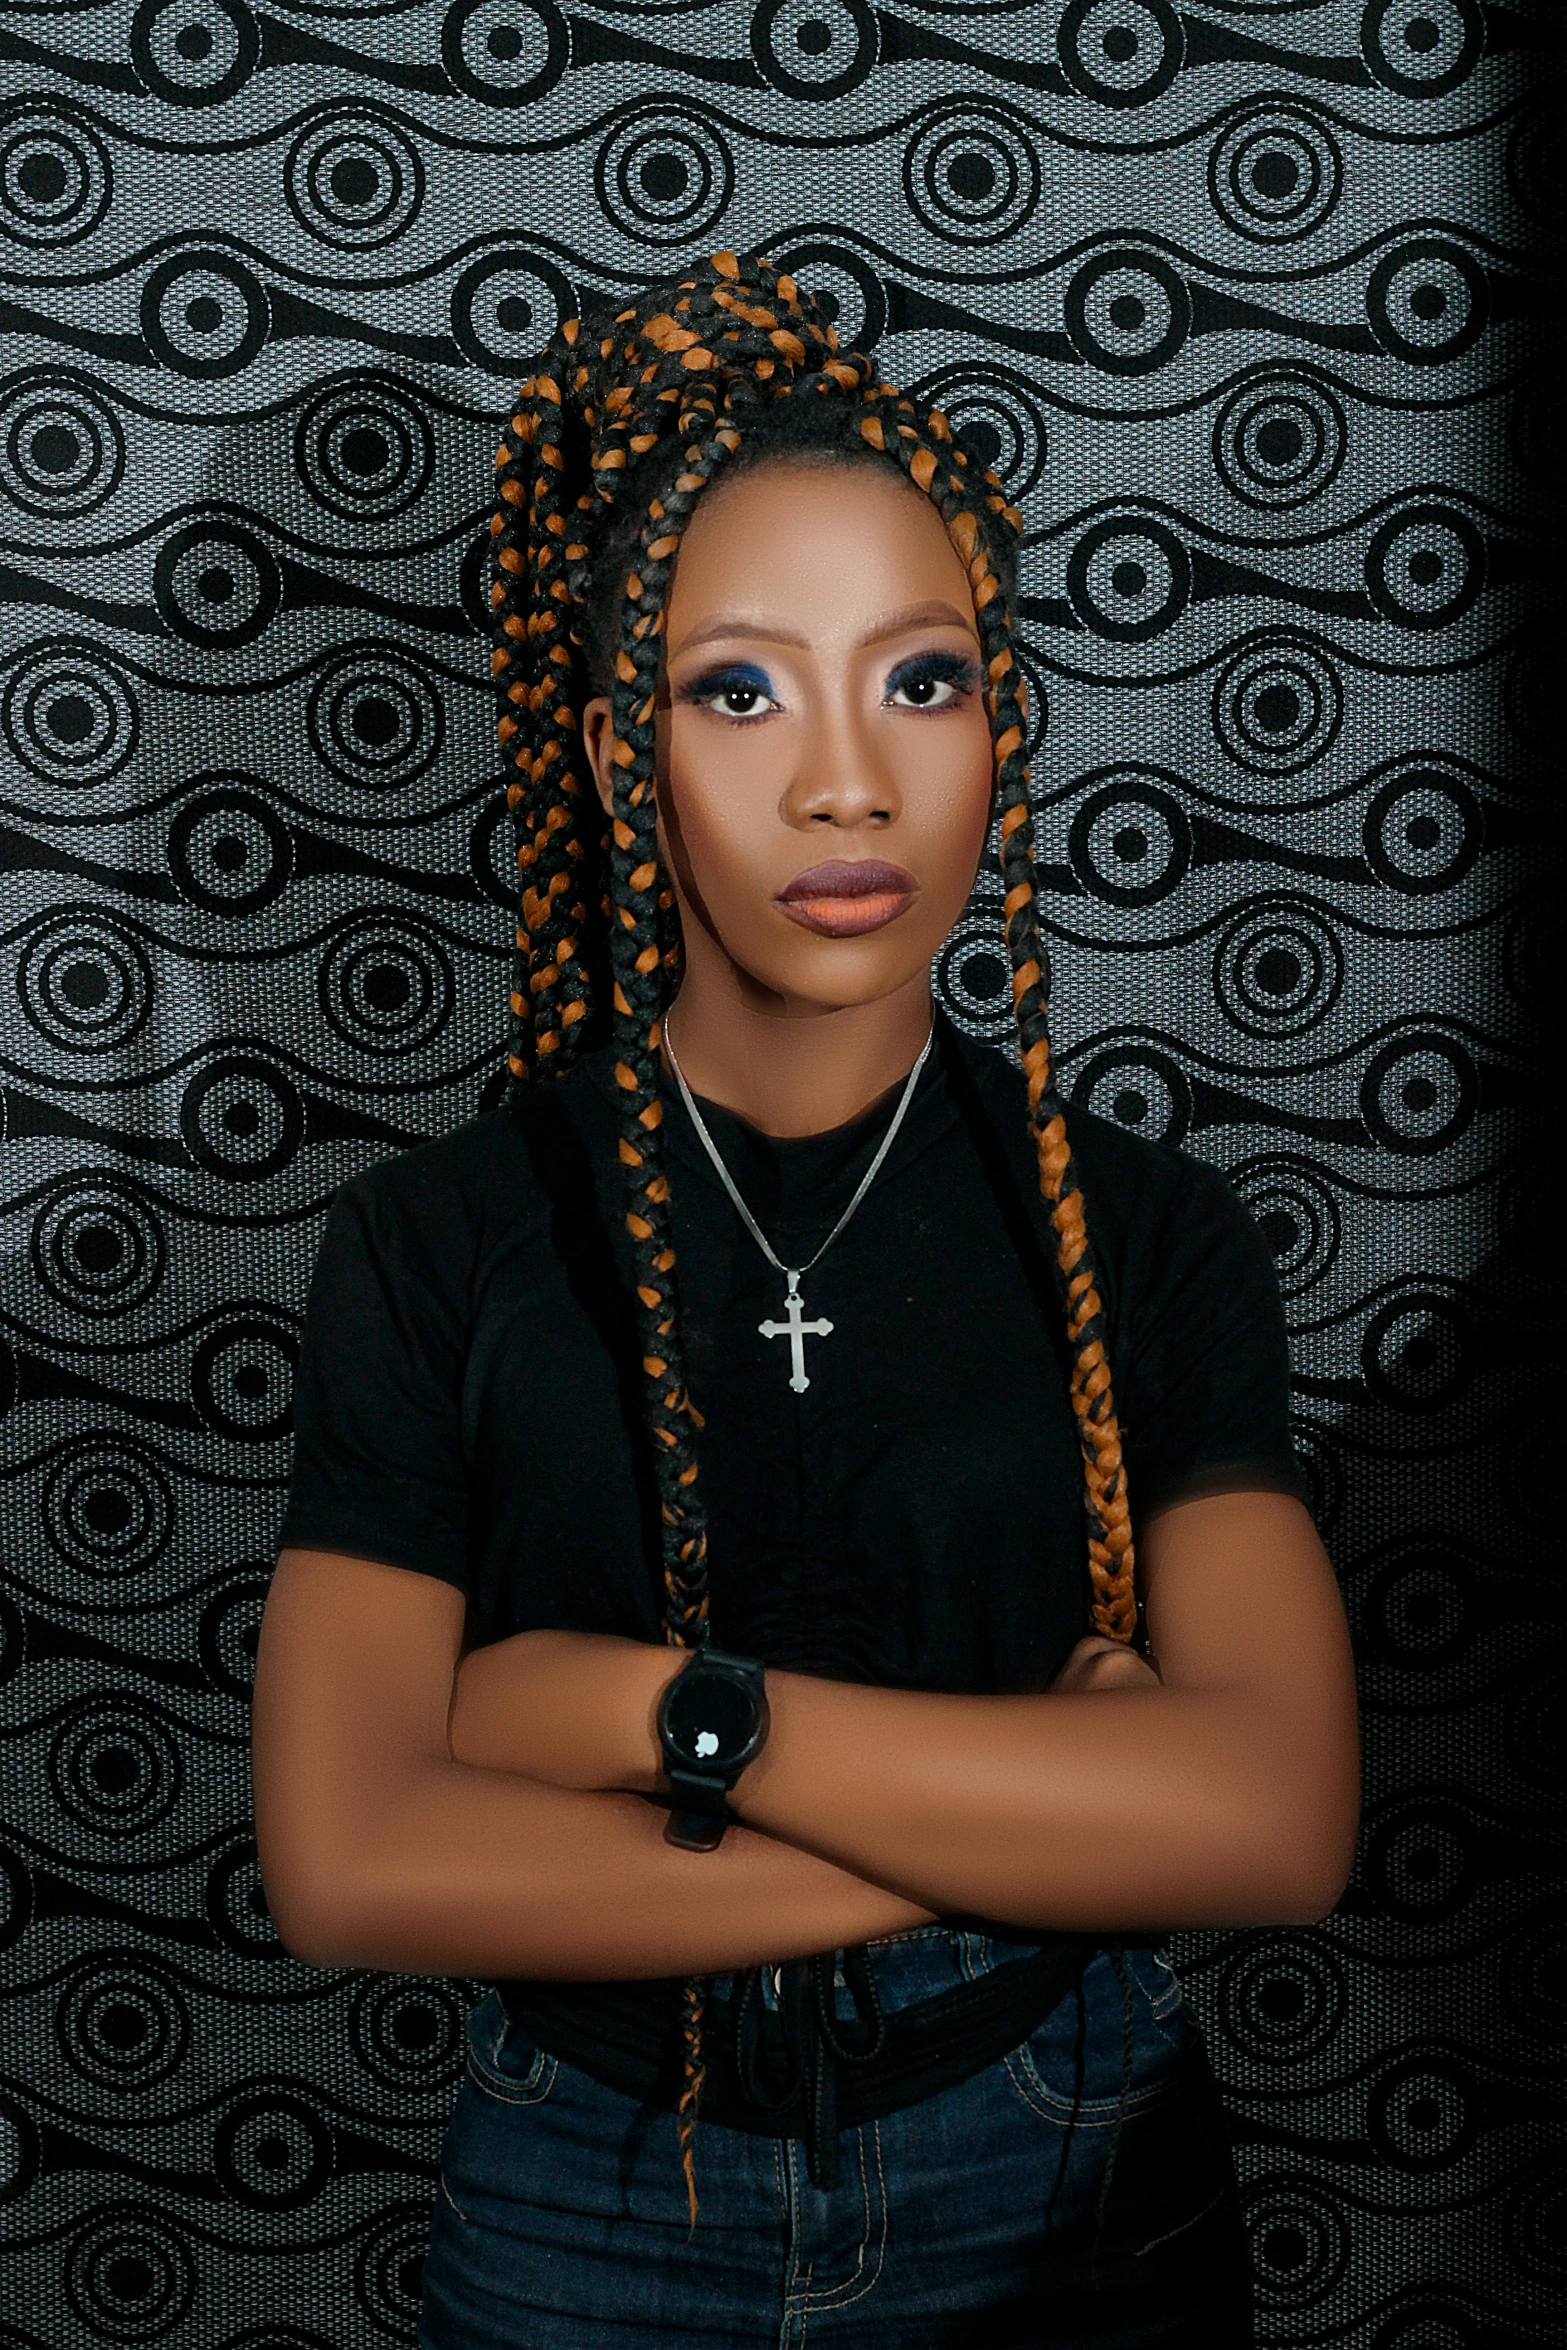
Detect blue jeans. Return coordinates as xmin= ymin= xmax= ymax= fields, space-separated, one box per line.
xmin=419 ymin=1927 xmax=1255 ymax=2348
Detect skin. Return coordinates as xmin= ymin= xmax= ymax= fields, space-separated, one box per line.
xmin=252 ymin=455 xmax=1361 ymax=1979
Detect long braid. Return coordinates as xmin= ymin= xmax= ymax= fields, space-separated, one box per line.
xmin=488 ymin=251 xmax=1139 ymax=2228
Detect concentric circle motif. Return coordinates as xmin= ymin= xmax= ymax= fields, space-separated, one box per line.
xmin=1067 ymin=776 xmax=1191 ymax=906
xmin=64 ymin=2208 xmax=195 ymax=2343
xmin=57 ymin=1954 xmax=191 ymax=2090
xmin=450 ymin=248 xmax=576 ymax=373
xmin=293 ymin=375 xmax=436 ymax=521
xmin=0 ymin=369 xmax=125 ymax=518
xmin=903 ymin=104 xmax=1039 ymax=247
xmin=1064 ymin=248 xmax=1191 ymax=375
xmin=214 ymin=2095 xmax=333 ymax=2211
xmin=48 ymin=1696 xmax=183 ymax=1836
xmin=318 ymin=912 xmax=455 ymax=1056
xmin=17 ymin=913 xmax=153 ymax=1055
xmin=42 ymin=1440 xmax=174 ymax=1575
xmin=350 ymin=1976 xmax=467 ymax=2088
xmin=909 ymin=364 xmax=1047 ymax=499
xmin=1288 ymin=1415 xmax=1342 ymax=1532
xmin=594 ymin=108 xmax=735 ymax=250
xmin=1363 ymin=1290 xmax=1474 ymax=1411
xmin=30 ymin=1175 xmax=166 ymax=1318
xmin=1366 ymin=238 xmax=1489 ymax=365
xmin=355 ymin=2208 xmax=432 ymax=2338
xmin=1362 ymin=0 xmax=1483 ymax=97
xmin=129 ymin=0 xmax=259 ymax=107
xmin=2 ymin=640 xmax=140 ymax=788
xmin=1072 ymin=1043 xmax=1192 ymax=1145
xmin=206 ymin=1840 xmax=279 ymax=1955
xmin=752 ymin=0 xmax=878 ymax=99
xmin=1364 ymin=1544 xmax=1478 ymax=1668
xmin=140 ymin=250 xmax=269 ymax=378
xmin=1245 ymin=2180 xmax=1350 ymax=2307
xmin=1365 ymin=503 xmax=1486 ymax=630
xmin=1212 ymin=370 xmax=1346 ymax=510
xmin=768 ymin=240 xmax=885 ymax=352
xmin=306 ymin=649 xmax=445 ymax=788
xmin=1505 ymin=97 xmax=1558 ymax=232
xmin=1057 ymin=0 xmax=1183 ymax=107
xmin=1218 ymin=1934 xmax=1346 ymax=2062
xmin=441 ymin=0 xmax=569 ymax=106
xmin=0 ymin=2089 xmax=38 ymax=2207
xmin=180 ymin=1056 xmax=305 ymax=1183
xmin=1208 ymin=106 xmax=1342 ymax=243
xmin=154 ymin=521 xmax=281 ymax=648
xmin=1362 ymin=763 xmax=1483 ymax=893
xmin=0 ymin=103 xmax=112 ymax=246
xmin=284 ymin=106 xmax=425 ymax=250
xmin=934 ymin=915 xmax=1012 ymax=1035
xmin=191 ymin=1316 xmax=297 ymax=1441
xmin=1359 ymin=1029 xmax=1477 ymax=1154
xmin=1212 ymin=637 xmax=1343 ymax=778
xmin=1506 ymin=2157 xmax=1567 ymax=2283
xmin=1066 ymin=516 xmax=1190 ymax=641
xmin=198 ymin=1577 xmax=269 ymax=1700
xmin=469 ymin=793 xmax=517 ymax=907
xmin=1503 ymin=1921 xmax=1567 ymax=2044
xmin=1228 ymin=1153 xmax=1342 ymax=1296
xmin=1367 ymin=2053 xmax=1479 ymax=2171
xmin=168 ymin=783 xmax=292 ymax=915
xmin=1214 ymin=900 xmax=1343 ymax=1037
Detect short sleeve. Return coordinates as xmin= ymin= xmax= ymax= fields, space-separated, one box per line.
xmin=279 ymin=1172 xmax=470 ymax=1589
xmin=1114 ymin=1155 xmax=1309 ymax=1523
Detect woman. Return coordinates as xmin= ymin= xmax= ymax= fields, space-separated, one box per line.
xmin=253 ymin=250 xmax=1360 ymax=2349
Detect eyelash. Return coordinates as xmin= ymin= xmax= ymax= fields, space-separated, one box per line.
xmin=678 ymin=651 xmax=982 ymax=721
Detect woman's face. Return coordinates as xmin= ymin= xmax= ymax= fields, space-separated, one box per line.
xmin=585 ymin=454 xmax=995 ymax=1018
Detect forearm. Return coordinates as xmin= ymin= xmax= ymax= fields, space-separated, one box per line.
xmin=452 ymin=1626 xmax=1354 ymax=1934
xmin=732 ymin=1674 xmax=1346 ymax=1930
xmin=260 ymin=1754 xmax=934 ymax=1980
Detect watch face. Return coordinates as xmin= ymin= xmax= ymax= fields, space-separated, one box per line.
xmin=662 ymin=1666 xmax=759 ymax=1772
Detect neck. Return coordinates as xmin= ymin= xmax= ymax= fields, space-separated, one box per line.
xmin=661 ymin=968 xmax=935 ymax=1138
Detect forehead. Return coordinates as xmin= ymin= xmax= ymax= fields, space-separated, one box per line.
xmin=666 ymin=455 xmax=972 ymax=630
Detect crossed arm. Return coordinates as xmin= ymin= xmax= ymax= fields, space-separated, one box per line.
xmin=252 ymin=1490 xmax=1360 ymax=1980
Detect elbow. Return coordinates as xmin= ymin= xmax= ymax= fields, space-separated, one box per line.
xmin=258 ymin=1850 xmax=362 ymax=1969
xmin=1266 ymin=1792 xmax=1361 ymax=1927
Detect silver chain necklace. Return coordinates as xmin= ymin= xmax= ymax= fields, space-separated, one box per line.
xmin=662 ymin=1016 xmax=934 ymax=1394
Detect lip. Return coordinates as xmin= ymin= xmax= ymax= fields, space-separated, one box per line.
xmin=777 ymin=859 xmax=917 ymax=938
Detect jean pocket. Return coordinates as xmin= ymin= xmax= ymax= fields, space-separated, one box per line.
xmin=463 ymin=1990 xmax=557 ymax=2106
xmin=1003 ymin=1945 xmax=1190 ymax=2124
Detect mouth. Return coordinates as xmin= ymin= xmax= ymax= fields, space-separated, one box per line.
xmin=777 ymin=859 xmax=918 ymax=938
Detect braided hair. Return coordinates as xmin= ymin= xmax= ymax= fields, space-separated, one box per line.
xmin=490 ymin=249 xmax=1138 ymax=2222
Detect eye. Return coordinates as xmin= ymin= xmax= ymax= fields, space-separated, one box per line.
xmin=885 ymin=650 xmax=981 ymax=710
xmin=681 ymin=663 xmax=778 ymax=719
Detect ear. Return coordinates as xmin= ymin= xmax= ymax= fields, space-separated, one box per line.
xmin=582 ymin=696 xmax=615 ymax=818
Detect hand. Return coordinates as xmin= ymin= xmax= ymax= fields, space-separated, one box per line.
xmin=448 ymin=1627 xmax=681 ymax=1795
xmin=1044 ymin=1634 xmax=1163 ymax=1695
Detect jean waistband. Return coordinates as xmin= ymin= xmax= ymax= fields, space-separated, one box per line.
xmin=499 ymin=1926 xmax=1154 ymax=2190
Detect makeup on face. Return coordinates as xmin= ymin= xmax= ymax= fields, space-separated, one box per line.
xmin=777 ymin=858 xmax=919 ymax=936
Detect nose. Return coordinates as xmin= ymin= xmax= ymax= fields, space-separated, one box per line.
xmin=778 ymin=681 xmax=901 ymax=832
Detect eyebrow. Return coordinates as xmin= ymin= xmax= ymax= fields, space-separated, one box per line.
xmin=669 ymin=600 xmax=979 ymax=660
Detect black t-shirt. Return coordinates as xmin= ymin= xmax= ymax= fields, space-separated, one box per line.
xmin=280 ymin=1014 xmax=1306 ymax=1690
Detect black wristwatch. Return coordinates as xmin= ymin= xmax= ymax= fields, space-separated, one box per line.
xmin=655 ymin=1645 xmax=770 ymax=1852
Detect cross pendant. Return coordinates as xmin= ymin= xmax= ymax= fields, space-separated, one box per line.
xmin=758 ymin=1270 xmax=833 ymax=1394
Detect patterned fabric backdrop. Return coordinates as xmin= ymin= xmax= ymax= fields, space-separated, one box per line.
xmin=0 ymin=1 xmax=1557 ymax=2342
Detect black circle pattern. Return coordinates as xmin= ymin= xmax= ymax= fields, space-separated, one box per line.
xmin=0 ymin=9 xmax=1552 ymax=2347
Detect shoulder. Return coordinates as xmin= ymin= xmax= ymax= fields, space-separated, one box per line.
xmin=949 ymin=1025 xmax=1245 ymax=1245
xmin=323 ymin=1049 xmax=620 ymax=1273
